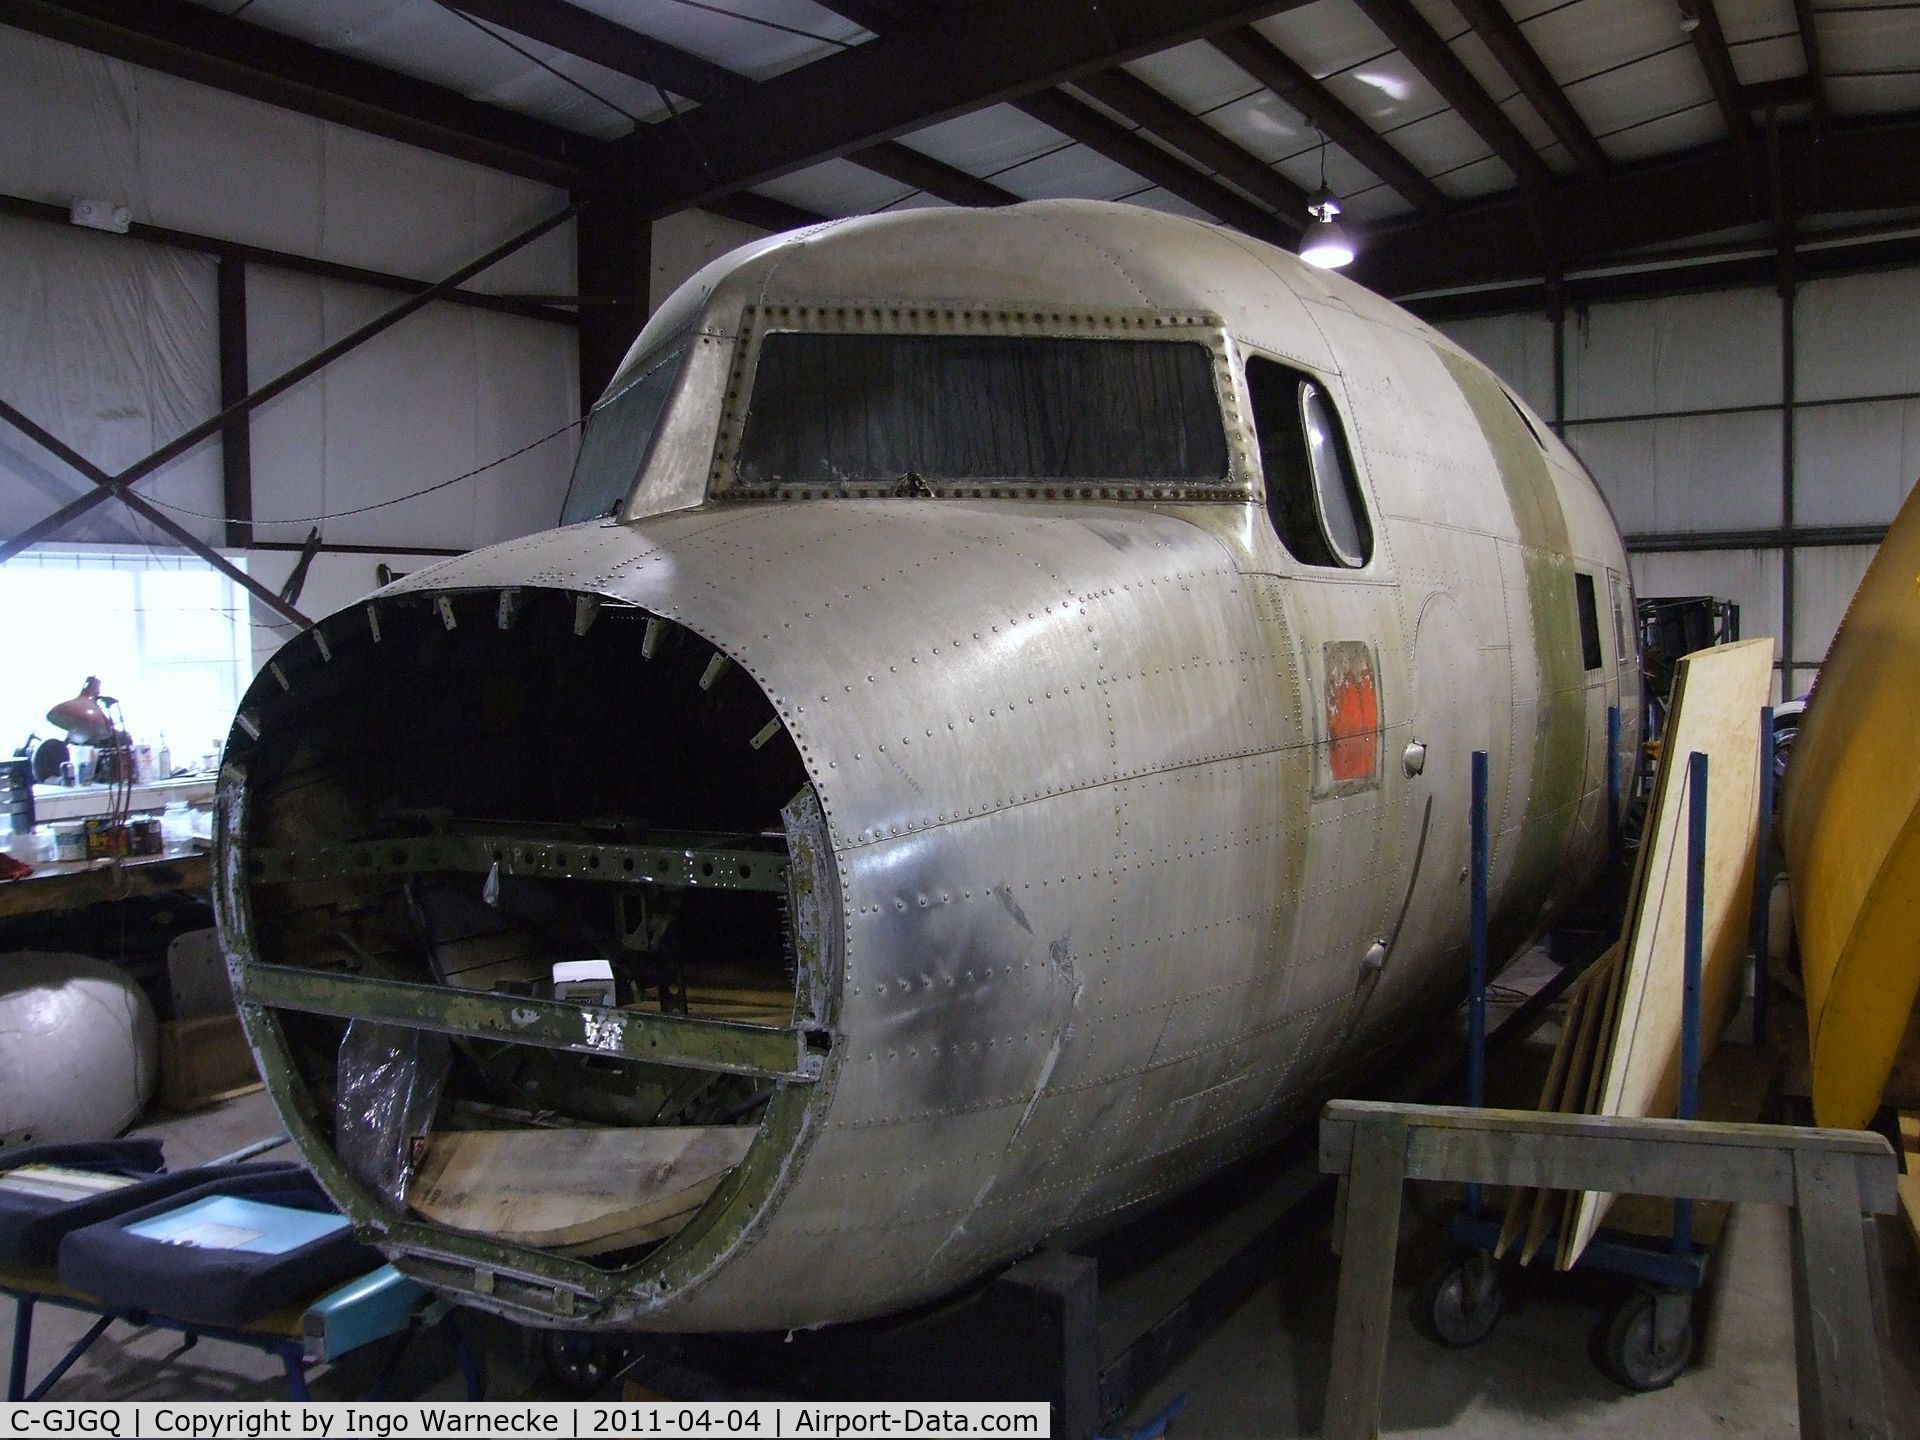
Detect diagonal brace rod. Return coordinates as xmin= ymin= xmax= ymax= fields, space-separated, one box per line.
xmin=0 ymin=396 xmax=311 ymax=627
xmin=0 ymin=202 xmax=578 ymax=563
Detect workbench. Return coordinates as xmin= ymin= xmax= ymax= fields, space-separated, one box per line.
xmin=0 ymin=842 xmax=211 ymax=922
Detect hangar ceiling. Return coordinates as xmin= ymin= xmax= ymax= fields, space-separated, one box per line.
xmin=5 ymin=0 xmax=1920 ymax=311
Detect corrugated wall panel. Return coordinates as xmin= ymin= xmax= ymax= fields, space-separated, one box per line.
xmin=0 ymin=218 xmax=221 ymax=547
xmin=1797 ymin=270 xmax=1920 ymax=403
xmin=1564 ymin=288 xmax=1782 ymax=419
xmin=1794 ymin=399 xmax=1920 ymax=527
xmin=1793 ymin=544 xmax=1878 ymax=670
xmin=1569 ymin=412 xmax=1783 ymax=534
xmin=247 ymin=267 xmax=576 ymax=552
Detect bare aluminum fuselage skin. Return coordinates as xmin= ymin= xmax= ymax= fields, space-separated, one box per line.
xmin=225 ymin=201 xmax=1638 ymax=1331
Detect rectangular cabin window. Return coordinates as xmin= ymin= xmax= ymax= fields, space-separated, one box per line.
xmin=1607 ymin=569 xmax=1632 ymax=663
xmin=561 ymin=333 xmax=690 ymax=524
xmin=1575 ymin=571 xmax=1605 ymax=671
xmin=734 ymin=334 xmax=1228 ymax=487
xmin=1245 ymin=355 xmax=1372 ymax=567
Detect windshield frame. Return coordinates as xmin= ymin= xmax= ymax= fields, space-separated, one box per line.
xmin=559 ymin=326 xmax=694 ymax=525
xmin=709 ymin=304 xmax=1252 ymax=503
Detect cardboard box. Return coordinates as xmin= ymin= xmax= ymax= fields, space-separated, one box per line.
xmin=158 ymin=1011 xmax=263 ymax=1111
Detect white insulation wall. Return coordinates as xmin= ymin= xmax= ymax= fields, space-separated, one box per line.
xmin=1440 ymin=268 xmax=1920 ymax=698
xmin=0 ymin=28 xmax=581 ymax=664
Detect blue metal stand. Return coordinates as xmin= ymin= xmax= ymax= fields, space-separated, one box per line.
xmin=1446 ymin=742 xmax=1717 ymax=1301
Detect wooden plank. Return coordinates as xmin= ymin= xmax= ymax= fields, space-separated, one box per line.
xmin=1321 ymin=1101 xmax=1897 ymax=1213
xmin=1520 ymin=950 xmax=1616 ymax=1263
xmin=1563 ymin=638 xmax=1773 ymax=1267
xmin=1790 ymin=1148 xmax=1891 ymax=1438
xmin=1898 ymin=1172 xmax=1920 ymax=1266
xmin=1601 ymin=1040 xmax=1776 ymax=1247
xmin=1505 ymin=971 xmax=1597 ymax=1259
xmin=408 ymin=1125 xmax=755 ymax=1255
xmin=1552 ymin=946 xmax=1627 ymax=1257
xmin=1322 ymin=1118 xmax=1407 ymax=1440
xmin=1496 ymin=967 xmax=1593 ymax=1256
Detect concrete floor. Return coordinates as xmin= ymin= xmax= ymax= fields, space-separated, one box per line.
xmin=1119 ymin=1182 xmax=1920 ymax=1437
xmin=9 ymin=1072 xmax=1920 ymax=1433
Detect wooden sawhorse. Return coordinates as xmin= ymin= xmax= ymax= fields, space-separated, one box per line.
xmin=1318 ymin=1099 xmax=1898 ymax=1440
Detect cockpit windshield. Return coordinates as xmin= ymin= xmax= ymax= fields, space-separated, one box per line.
xmin=733 ymin=333 xmax=1228 ymax=489
xmin=560 ymin=333 xmax=690 ymax=524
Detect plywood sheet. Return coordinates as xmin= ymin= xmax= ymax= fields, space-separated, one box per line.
xmin=1781 ymin=476 xmax=1920 ymax=1128
xmin=1562 ymin=638 xmax=1772 ymax=1267
xmin=409 ymin=1125 xmax=755 ymax=1256
xmin=1496 ymin=971 xmax=1593 ymax=1258
xmin=1520 ymin=961 xmax=1614 ymax=1264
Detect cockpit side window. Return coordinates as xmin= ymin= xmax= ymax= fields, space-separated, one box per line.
xmin=560 ymin=332 xmax=691 ymax=524
xmin=1246 ymin=355 xmax=1372 ymax=568
xmin=733 ymin=333 xmax=1229 ymax=488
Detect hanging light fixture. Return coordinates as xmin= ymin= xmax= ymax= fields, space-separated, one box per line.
xmin=1300 ymin=126 xmax=1356 ymax=270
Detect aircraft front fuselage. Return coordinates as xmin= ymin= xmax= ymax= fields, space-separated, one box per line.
xmin=217 ymin=201 xmax=1638 ymax=1331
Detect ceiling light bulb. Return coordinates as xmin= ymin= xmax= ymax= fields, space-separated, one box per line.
xmin=1300 ymin=214 xmax=1355 ymax=269
xmin=1301 ymin=186 xmax=1355 ymax=268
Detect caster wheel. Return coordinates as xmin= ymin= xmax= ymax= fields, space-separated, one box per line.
xmin=1415 ymin=1252 xmax=1503 ymax=1348
xmin=1604 ymin=1289 xmax=1692 ymax=1392
xmin=539 ymin=1331 xmax=624 ymax=1396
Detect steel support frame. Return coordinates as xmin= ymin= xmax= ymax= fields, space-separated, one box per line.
xmin=0 ymin=193 xmax=578 ymax=325
xmin=0 ymin=204 xmax=578 ymax=574
xmin=246 ymin=831 xmax=789 ymax=894
xmin=232 ymin=962 xmax=822 ymax=1081
xmin=217 ymin=255 xmax=253 ymax=550
xmin=1319 ymin=1100 xmax=1897 ymax=1440
xmin=574 ymin=189 xmax=652 ymax=408
xmin=0 ymin=397 xmax=311 ymax=626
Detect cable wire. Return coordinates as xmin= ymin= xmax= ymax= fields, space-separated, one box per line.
xmin=140 ymin=414 xmax=584 ymax=526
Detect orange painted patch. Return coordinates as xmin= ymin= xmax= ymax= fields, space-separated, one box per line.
xmin=1327 ymin=652 xmax=1380 ymax=783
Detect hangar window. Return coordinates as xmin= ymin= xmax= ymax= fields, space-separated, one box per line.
xmin=561 ymin=331 xmax=690 ymax=524
xmin=734 ymin=333 xmax=1228 ymax=486
xmin=1575 ymin=571 xmax=1605 ymax=670
xmin=1245 ymin=356 xmax=1371 ymax=567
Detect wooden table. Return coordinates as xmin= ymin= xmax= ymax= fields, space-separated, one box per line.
xmin=0 ymin=842 xmax=212 ymax=921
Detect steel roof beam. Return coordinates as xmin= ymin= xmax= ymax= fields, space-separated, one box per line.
xmin=1447 ymin=0 xmax=1608 ymax=179
xmin=448 ymin=0 xmax=744 ymax=106
xmin=450 ymin=0 xmax=1016 ymax=213
xmin=0 ymin=0 xmax=604 ymax=190
xmin=623 ymin=0 xmax=1316 ymax=217
xmin=819 ymin=2 xmax=1297 ymax=229
xmin=702 ymin=192 xmax=831 ymax=231
xmin=1013 ymin=89 xmax=1295 ymax=241
xmin=1071 ymin=67 xmax=1309 ymax=226
xmin=1208 ymin=27 xmax=1448 ymax=216
xmin=1680 ymin=0 xmax=1754 ymax=169
xmin=1349 ymin=0 xmax=1553 ymax=193
xmin=1791 ymin=0 xmax=1830 ymax=134
xmin=849 ymin=143 xmax=1020 ymax=208
xmin=1355 ymin=114 xmax=1920 ymax=299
